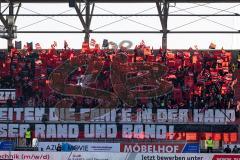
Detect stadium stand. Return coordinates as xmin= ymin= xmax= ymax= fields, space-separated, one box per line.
xmin=0 ymin=43 xmax=238 ymax=111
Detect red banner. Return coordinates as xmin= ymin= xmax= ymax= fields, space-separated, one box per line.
xmin=212 ymin=155 xmax=240 ymax=160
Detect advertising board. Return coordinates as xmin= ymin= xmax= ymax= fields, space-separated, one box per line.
xmin=0 ymin=152 xmax=240 ymax=160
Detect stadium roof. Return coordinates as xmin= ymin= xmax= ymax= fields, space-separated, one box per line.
xmin=2 ymin=0 xmax=240 ymax=3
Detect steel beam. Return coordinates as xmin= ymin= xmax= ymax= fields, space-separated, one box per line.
xmin=74 ymin=1 xmax=94 ymax=43
xmin=0 ymin=12 xmax=7 ymax=27
xmin=74 ymin=3 xmax=87 ymax=29
xmin=0 ymin=2 xmax=8 ymax=27
xmin=14 ymin=3 xmax=21 ymax=24
xmin=3 ymin=0 xmax=240 ymax=3
xmin=7 ymin=1 xmax=14 ymax=49
xmin=2 ymin=30 xmax=239 ymax=33
xmin=89 ymin=3 xmax=95 ymax=26
xmin=157 ymin=1 xmax=169 ymax=52
xmin=1 ymin=14 xmax=240 ymax=16
xmin=0 ymin=2 xmax=20 ymax=49
xmin=84 ymin=0 xmax=90 ymax=42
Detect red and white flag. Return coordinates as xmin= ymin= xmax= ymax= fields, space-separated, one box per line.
xmin=23 ymin=44 xmax=28 ymax=50
xmin=35 ymin=43 xmax=42 ymax=50
xmin=140 ymin=40 xmax=145 ymax=47
xmin=51 ymin=41 xmax=57 ymax=49
xmin=194 ymin=45 xmax=198 ymax=50
xmin=109 ymin=41 xmax=118 ymax=50
xmin=41 ymin=50 xmax=47 ymax=54
xmin=90 ymin=39 xmax=96 ymax=47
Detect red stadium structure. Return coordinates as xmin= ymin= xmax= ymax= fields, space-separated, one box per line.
xmin=0 ymin=0 xmax=240 ymax=159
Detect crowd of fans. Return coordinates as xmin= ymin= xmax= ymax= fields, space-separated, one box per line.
xmin=0 ymin=42 xmax=239 ymax=113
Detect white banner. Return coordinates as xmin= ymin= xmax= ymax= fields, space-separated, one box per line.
xmin=0 ymin=89 xmax=16 ymax=103
xmin=38 ymin=142 xmax=120 ymax=152
xmin=0 ymin=107 xmax=236 ymax=123
xmin=1 ymin=151 xmax=240 ymax=160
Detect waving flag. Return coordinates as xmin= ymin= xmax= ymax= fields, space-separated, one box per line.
xmin=221 ymin=46 xmax=225 ymax=53
xmin=194 ymin=45 xmax=198 ymax=50
xmin=209 ymin=42 xmax=216 ymax=49
xmin=27 ymin=42 xmax=33 ymax=49
xmin=23 ymin=44 xmax=28 ymax=50
xmin=22 ymin=42 xmax=33 ymax=52
xmin=102 ymin=39 xmax=109 ymax=48
xmin=41 ymin=50 xmax=47 ymax=54
xmin=64 ymin=40 xmax=69 ymax=49
xmin=15 ymin=41 xmax=22 ymax=49
xmin=90 ymin=39 xmax=96 ymax=47
xmin=144 ymin=47 xmax=151 ymax=56
xmin=140 ymin=40 xmax=145 ymax=46
xmin=51 ymin=41 xmax=57 ymax=49
xmin=109 ymin=41 xmax=118 ymax=50
xmin=35 ymin=43 xmax=42 ymax=50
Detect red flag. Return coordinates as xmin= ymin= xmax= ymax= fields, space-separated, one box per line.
xmin=140 ymin=40 xmax=145 ymax=45
xmin=144 ymin=47 xmax=151 ymax=56
xmin=41 ymin=50 xmax=47 ymax=54
xmin=140 ymin=40 xmax=145 ymax=47
xmin=94 ymin=44 xmax=100 ymax=53
xmin=23 ymin=44 xmax=28 ymax=50
xmin=90 ymin=39 xmax=96 ymax=47
xmin=188 ymin=47 xmax=193 ymax=51
xmin=35 ymin=43 xmax=42 ymax=50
